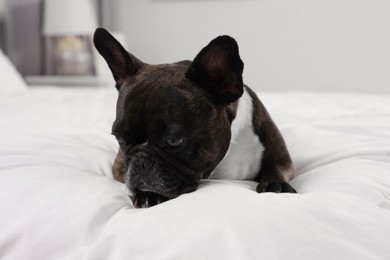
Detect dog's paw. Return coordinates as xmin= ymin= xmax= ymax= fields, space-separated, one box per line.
xmin=256 ymin=182 xmax=297 ymax=194
xmin=133 ymin=192 xmax=169 ymax=208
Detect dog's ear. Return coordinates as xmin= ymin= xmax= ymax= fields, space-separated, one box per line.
xmin=186 ymin=36 xmax=244 ymax=105
xmin=93 ymin=28 xmax=142 ymax=89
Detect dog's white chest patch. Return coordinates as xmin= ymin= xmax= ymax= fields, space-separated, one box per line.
xmin=211 ymin=89 xmax=264 ymax=180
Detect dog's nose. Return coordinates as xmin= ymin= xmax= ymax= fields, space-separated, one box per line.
xmin=132 ymin=153 xmax=155 ymax=172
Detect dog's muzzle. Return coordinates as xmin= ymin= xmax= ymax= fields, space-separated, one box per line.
xmin=126 ymin=146 xmax=198 ymax=199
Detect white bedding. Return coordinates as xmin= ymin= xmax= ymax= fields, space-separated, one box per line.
xmin=1 ymin=60 xmax=390 ymax=259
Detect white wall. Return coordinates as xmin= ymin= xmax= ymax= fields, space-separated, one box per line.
xmin=111 ymin=0 xmax=390 ymax=93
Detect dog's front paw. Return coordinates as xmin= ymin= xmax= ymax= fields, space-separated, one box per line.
xmin=256 ymin=182 xmax=297 ymax=193
xmin=133 ymin=192 xmax=169 ymax=208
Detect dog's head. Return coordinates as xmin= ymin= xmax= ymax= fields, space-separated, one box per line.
xmin=94 ymin=28 xmax=244 ymax=200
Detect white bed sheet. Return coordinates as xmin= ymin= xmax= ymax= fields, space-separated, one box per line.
xmin=1 ymin=86 xmax=390 ymax=260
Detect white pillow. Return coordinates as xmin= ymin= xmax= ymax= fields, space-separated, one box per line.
xmin=0 ymin=49 xmax=27 ymax=92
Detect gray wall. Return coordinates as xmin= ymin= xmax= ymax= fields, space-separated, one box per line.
xmin=0 ymin=0 xmax=4 ymax=15
xmin=106 ymin=0 xmax=390 ymax=93
xmin=4 ymin=0 xmax=43 ymax=75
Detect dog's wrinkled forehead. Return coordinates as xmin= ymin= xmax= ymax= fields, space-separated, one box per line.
xmin=115 ymin=62 xmax=216 ymax=129
xmin=119 ymin=61 xmax=207 ymax=109
xmin=126 ymin=61 xmax=191 ymax=91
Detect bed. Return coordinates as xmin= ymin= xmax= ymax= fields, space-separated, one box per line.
xmin=1 ymin=49 xmax=390 ymax=260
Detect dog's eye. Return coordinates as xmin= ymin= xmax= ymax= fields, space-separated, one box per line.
xmin=165 ymin=138 xmax=183 ymax=147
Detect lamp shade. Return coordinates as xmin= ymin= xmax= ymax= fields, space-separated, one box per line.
xmin=43 ymin=0 xmax=97 ymax=36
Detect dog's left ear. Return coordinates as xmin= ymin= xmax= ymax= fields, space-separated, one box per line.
xmin=186 ymin=36 xmax=244 ymax=105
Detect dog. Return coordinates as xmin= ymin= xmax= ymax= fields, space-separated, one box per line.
xmin=93 ymin=28 xmax=296 ymax=208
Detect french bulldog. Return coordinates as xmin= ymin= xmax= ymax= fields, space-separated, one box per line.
xmin=93 ymin=28 xmax=296 ymax=208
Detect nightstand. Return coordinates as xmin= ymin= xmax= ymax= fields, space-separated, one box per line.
xmin=24 ymin=75 xmax=113 ymax=87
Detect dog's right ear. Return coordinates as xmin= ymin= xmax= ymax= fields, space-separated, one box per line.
xmin=93 ymin=28 xmax=142 ymax=89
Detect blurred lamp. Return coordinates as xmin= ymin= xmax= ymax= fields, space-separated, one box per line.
xmin=42 ymin=0 xmax=97 ymax=76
